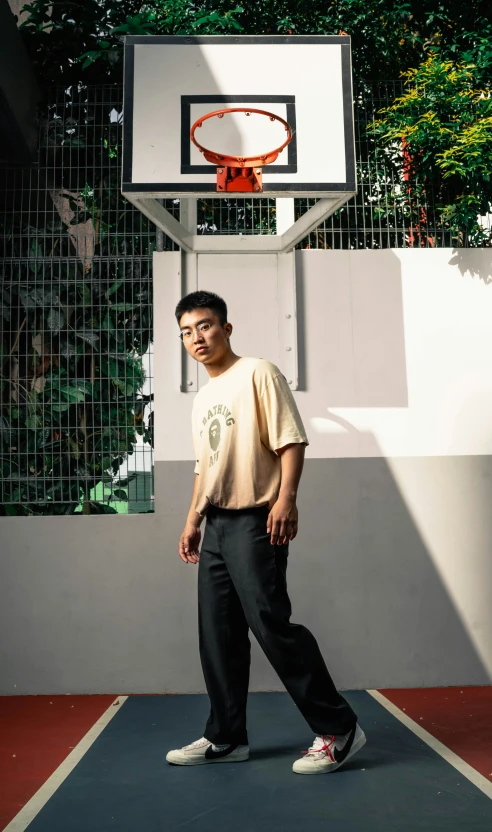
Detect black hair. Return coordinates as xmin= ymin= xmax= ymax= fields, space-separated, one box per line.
xmin=175 ymin=290 xmax=228 ymax=327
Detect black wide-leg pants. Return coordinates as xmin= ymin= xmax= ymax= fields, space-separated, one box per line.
xmin=198 ymin=504 xmax=357 ymax=745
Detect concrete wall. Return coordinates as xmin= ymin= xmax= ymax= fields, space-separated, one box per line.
xmin=1 ymin=248 xmax=492 ymax=694
xmin=0 ymin=0 xmax=40 ymax=162
xmin=7 ymin=0 xmax=32 ymax=25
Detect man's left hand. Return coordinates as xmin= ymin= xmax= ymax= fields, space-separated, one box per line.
xmin=266 ymin=495 xmax=298 ymax=545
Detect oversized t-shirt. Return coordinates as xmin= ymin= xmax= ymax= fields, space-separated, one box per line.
xmin=191 ymin=357 xmax=309 ymax=515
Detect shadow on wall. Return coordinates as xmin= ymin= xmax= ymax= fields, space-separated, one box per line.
xmin=289 ymin=448 xmax=492 ymax=689
xmin=448 ymin=249 xmax=492 ymax=284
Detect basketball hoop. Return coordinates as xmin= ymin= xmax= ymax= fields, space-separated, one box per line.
xmin=190 ymin=107 xmax=293 ymax=193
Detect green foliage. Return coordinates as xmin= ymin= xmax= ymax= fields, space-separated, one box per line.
xmin=372 ymin=56 xmax=492 ymax=245
xmin=19 ymin=1 xmax=245 ymax=84
xmin=0 ymin=249 xmax=151 ymax=514
xmin=18 ymin=1 xmax=492 ymax=86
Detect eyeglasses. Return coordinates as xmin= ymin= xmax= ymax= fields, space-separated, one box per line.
xmin=179 ymin=322 xmax=214 ymax=342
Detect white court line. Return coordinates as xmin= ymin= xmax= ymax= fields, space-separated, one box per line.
xmin=367 ymin=689 xmax=492 ymax=800
xmin=3 ymin=695 xmax=128 ymax=832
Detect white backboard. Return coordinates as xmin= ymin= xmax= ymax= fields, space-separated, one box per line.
xmin=122 ymin=36 xmax=356 ymax=199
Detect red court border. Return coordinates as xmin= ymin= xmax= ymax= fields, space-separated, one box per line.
xmin=0 ymin=695 xmax=116 ymax=829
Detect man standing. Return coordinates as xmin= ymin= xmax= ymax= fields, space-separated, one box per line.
xmin=166 ymin=290 xmax=366 ymax=774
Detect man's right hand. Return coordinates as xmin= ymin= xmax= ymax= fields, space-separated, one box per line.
xmin=178 ymin=522 xmax=201 ymax=564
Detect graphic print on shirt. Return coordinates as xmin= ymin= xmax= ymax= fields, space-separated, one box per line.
xmin=199 ymin=404 xmax=235 ymax=468
xmin=209 ymin=419 xmax=221 ymax=451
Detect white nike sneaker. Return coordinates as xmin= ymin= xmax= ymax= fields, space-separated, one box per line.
xmin=292 ymin=724 xmax=366 ymax=774
xmin=166 ymin=736 xmax=250 ymax=766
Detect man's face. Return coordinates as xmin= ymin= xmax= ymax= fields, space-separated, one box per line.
xmin=179 ymin=307 xmax=232 ymax=366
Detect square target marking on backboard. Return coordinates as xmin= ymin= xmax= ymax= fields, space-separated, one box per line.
xmin=122 ymin=36 xmax=356 ymax=199
xmin=180 ymin=95 xmax=298 ymax=175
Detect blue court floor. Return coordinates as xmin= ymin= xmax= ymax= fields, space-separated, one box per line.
xmin=8 ymin=691 xmax=492 ymax=832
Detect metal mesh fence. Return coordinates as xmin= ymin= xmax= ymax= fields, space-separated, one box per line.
xmin=0 ymin=85 xmax=176 ymax=514
xmin=0 ymin=82 xmax=489 ymax=514
xmin=197 ymin=197 xmax=276 ymax=235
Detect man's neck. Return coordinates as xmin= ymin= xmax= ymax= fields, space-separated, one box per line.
xmin=206 ymin=351 xmax=242 ymax=378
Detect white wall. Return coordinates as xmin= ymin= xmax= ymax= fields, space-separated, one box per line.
xmin=155 ymin=248 xmax=492 ymax=462
xmin=298 ymin=248 xmax=492 ymax=458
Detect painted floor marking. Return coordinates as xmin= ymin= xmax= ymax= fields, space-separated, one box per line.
xmin=368 ymin=689 xmax=492 ymax=800
xmin=2 ymin=695 xmax=128 ymax=832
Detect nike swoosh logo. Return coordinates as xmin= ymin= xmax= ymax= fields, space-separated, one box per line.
xmin=333 ymin=726 xmax=356 ymax=763
xmin=204 ymin=743 xmax=239 ymax=760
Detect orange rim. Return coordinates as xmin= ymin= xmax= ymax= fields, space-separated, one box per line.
xmin=190 ymin=107 xmax=293 ymax=167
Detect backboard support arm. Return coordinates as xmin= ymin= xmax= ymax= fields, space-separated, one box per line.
xmin=124 ymin=194 xmax=194 ymax=252
xmin=123 ymin=193 xmax=355 ymax=253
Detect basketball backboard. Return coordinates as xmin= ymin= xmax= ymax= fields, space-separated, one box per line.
xmin=122 ymin=35 xmax=356 ymax=252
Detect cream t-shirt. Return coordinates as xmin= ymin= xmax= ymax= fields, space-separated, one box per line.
xmin=191 ymin=357 xmax=309 ymax=515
